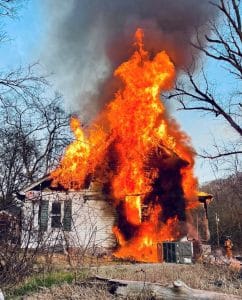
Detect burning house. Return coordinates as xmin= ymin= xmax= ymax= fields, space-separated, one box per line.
xmin=45 ymin=29 xmax=200 ymax=263
xmin=17 ymin=176 xmax=212 ymax=262
xmin=32 ymin=0 xmax=220 ymax=263
xmin=17 ymin=180 xmax=212 ymax=262
xmin=16 ymin=23 xmax=218 ymax=262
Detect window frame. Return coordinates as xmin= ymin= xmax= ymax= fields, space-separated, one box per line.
xmin=50 ymin=201 xmax=62 ymax=229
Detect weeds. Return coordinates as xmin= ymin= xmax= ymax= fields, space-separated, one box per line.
xmin=4 ymin=269 xmax=89 ymax=299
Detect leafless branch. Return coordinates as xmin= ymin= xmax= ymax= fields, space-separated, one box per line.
xmin=198 ymin=150 xmax=242 ymax=159
xmin=167 ymin=1 xmax=242 ymax=162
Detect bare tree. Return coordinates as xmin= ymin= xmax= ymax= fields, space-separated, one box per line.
xmin=167 ymin=0 xmax=241 ymax=159
xmin=0 ymin=64 xmax=47 ymax=100
xmin=0 ymin=93 xmax=71 ymax=208
xmin=0 ymin=1 xmax=72 ymax=208
xmin=201 ymin=171 xmax=242 ymax=249
xmin=0 ymin=1 xmax=47 ymax=105
xmin=0 ymin=0 xmax=22 ymax=17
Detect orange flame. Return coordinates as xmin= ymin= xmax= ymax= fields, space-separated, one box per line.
xmin=51 ymin=28 xmax=198 ymax=262
xmin=124 ymin=195 xmax=142 ymax=226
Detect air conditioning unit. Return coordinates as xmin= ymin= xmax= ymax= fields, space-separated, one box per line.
xmin=158 ymin=241 xmax=193 ymax=264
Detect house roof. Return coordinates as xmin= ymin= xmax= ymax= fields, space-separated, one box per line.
xmin=21 ymin=175 xmax=52 ymax=193
xmin=16 ymin=174 xmax=105 ymax=202
xmin=197 ymin=192 xmax=213 ymax=203
xmin=15 ymin=175 xmax=65 ymax=201
xmin=19 ymin=174 xmax=73 ymax=194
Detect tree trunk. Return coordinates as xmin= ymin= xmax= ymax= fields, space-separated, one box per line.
xmin=90 ymin=276 xmax=241 ymax=299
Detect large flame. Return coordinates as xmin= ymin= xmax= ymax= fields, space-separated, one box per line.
xmin=51 ymin=28 xmax=198 ymax=262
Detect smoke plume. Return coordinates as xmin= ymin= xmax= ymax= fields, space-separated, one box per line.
xmin=43 ymin=0 xmax=218 ymax=120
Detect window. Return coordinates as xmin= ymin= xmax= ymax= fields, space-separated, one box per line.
xmin=38 ymin=198 xmax=72 ymax=231
xmin=51 ymin=202 xmax=61 ymax=228
xmin=39 ymin=200 xmax=49 ymax=231
xmin=63 ymin=200 xmax=72 ymax=231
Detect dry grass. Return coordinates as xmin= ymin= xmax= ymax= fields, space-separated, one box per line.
xmin=22 ymin=283 xmax=113 ymax=300
xmin=93 ymin=262 xmax=242 ymax=296
xmin=6 ymin=262 xmax=242 ymax=299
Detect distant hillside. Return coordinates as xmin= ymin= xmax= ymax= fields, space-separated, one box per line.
xmin=201 ymin=172 xmax=242 ymax=249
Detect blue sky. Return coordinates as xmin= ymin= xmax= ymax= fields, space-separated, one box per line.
xmin=0 ymin=0 xmax=43 ymax=68
xmin=0 ymin=0 xmax=239 ymax=184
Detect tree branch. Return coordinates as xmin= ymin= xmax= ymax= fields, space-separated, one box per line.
xmin=198 ymin=151 xmax=242 ymax=159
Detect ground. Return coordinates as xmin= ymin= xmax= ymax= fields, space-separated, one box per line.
xmin=6 ymin=261 xmax=242 ymax=299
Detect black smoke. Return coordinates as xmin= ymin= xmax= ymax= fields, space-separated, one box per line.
xmin=43 ymin=0 xmax=218 ymax=119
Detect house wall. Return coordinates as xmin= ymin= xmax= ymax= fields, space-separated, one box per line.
xmin=21 ymin=189 xmax=117 ymax=252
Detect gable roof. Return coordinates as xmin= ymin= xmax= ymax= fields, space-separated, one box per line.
xmin=21 ymin=175 xmax=52 ymax=193
xmin=16 ymin=174 xmax=103 ymax=202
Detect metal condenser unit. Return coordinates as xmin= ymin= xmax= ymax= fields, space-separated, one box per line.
xmin=158 ymin=241 xmax=193 ymax=264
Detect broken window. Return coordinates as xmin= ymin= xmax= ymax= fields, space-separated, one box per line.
xmin=51 ymin=202 xmax=61 ymax=228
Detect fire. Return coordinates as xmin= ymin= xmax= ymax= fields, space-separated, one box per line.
xmin=113 ymin=216 xmax=179 ymax=262
xmin=125 ymin=195 xmax=142 ymax=226
xmin=51 ymin=28 xmax=198 ymax=262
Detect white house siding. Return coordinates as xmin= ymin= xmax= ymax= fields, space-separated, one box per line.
xmin=70 ymin=196 xmax=117 ymax=250
xmin=21 ymin=200 xmax=41 ymax=249
xmin=21 ymin=189 xmax=117 ymax=252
